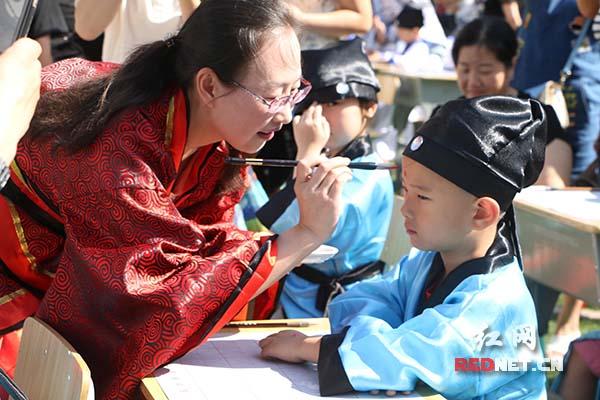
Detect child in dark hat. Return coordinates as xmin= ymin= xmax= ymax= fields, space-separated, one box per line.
xmin=259 ymin=96 xmax=548 ymax=399
xmin=253 ymin=38 xmax=394 ymax=319
xmin=391 ymin=6 xmax=430 ymax=70
xmin=396 ymin=5 xmax=424 ymax=32
xmin=371 ymin=5 xmax=445 ymax=72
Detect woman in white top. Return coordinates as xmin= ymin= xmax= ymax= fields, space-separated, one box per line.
xmin=74 ymin=0 xmax=200 ymax=62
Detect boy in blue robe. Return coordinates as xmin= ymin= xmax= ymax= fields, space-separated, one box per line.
xmin=255 ymin=38 xmax=394 ymax=319
xmin=259 ymin=96 xmax=548 ymax=399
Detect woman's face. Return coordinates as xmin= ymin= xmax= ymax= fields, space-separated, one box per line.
xmin=456 ymin=45 xmax=514 ymax=99
xmin=211 ymin=26 xmax=302 ymax=154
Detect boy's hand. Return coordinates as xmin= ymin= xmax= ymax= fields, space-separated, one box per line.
xmin=259 ymin=330 xmax=322 ymax=363
xmin=293 ymin=103 xmax=331 ymax=161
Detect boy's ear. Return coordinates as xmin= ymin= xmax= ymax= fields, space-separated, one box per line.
xmin=363 ymin=102 xmax=378 ymax=119
xmin=472 ymin=197 xmax=501 ymax=230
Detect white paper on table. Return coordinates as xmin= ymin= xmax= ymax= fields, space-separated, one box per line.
xmin=155 ymin=330 xmax=431 ymax=400
xmin=515 ymin=187 xmax=600 ymax=223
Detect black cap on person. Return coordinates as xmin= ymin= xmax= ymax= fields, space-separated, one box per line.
xmin=396 ymin=5 xmax=424 ymax=29
xmin=403 ymin=96 xmax=547 ymax=211
xmin=296 ymin=38 xmax=380 ymax=114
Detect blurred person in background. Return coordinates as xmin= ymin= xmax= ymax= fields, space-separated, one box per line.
xmin=74 ymin=0 xmax=200 ymax=62
xmin=29 ymin=0 xmax=70 ymax=65
xmin=433 ymin=0 xmax=481 ymax=36
xmin=452 ymin=17 xmax=573 ymax=187
xmin=372 ymin=5 xmax=446 ymax=72
xmin=52 ymin=0 xmax=103 ymax=62
xmin=368 ymin=0 xmax=447 ymax=52
xmin=286 ymin=0 xmax=373 ymax=50
xmin=482 ymin=0 xmax=522 ymax=30
xmin=513 ymin=0 xmax=600 ymax=181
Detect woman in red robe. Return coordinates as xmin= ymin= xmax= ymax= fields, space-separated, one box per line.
xmin=0 ymin=1 xmax=351 ymax=398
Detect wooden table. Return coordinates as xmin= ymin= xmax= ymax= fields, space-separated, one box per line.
xmin=514 ymin=188 xmax=600 ymax=306
xmin=141 ymin=318 xmax=444 ymax=400
xmin=371 ymin=62 xmax=461 ymax=141
xmin=372 ymin=62 xmax=460 ymax=106
xmin=373 ymin=63 xmax=459 ymax=104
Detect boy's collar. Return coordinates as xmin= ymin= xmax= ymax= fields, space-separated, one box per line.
xmin=335 ymin=135 xmax=373 ymax=159
xmin=414 ymin=217 xmax=515 ymax=316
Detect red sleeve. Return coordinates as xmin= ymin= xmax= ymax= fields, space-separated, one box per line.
xmin=40 ymin=58 xmax=118 ymax=94
xmin=36 ymin=184 xmax=276 ymax=400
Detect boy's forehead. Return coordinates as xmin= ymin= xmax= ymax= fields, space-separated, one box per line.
xmin=402 ymin=156 xmax=439 ymax=182
xmin=402 ymin=156 xmax=476 ymax=198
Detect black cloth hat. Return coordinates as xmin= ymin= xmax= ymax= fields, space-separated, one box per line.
xmin=396 ymin=6 xmax=424 ymax=28
xmin=403 ymin=96 xmax=547 ymax=210
xmin=296 ymin=38 xmax=380 ymax=114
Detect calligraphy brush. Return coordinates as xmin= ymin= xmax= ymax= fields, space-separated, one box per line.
xmin=225 ymin=157 xmax=399 ymax=170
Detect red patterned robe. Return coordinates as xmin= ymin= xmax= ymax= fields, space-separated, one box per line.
xmin=0 ymin=59 xmax=276 ymax=399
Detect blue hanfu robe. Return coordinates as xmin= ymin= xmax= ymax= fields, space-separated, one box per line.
xmin=317 ymin=225 xmax=547 ymax=399
xmin=256 ymin=136 xmax=394 ymax=318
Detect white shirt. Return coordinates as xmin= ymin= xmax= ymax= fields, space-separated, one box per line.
xmin=103 ymin=0 xmax=183 ymax=63
xmin=288 ymin=0 xmax=338 ymax=50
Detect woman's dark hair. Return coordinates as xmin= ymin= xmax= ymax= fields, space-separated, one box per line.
xmin=451 ymin=17 xmax=517 ymax=68
xmin=29 ymin=0 xmax=296 ymax=151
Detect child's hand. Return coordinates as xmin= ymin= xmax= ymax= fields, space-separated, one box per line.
xmin=293 ymin=103 xmax=331 ymax=162
xmin=259 ymin=330 xmax=322 ymax=363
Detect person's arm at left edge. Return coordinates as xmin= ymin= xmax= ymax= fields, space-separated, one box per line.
xmin=0 ymin=39 xmax=42 ymax=188
xmin=288 ymin=0 xmax=373 ymax=37
xmin=179 ymin=0 xmax=201 ymax=22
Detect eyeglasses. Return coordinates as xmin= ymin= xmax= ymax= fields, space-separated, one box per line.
xmin=229 ymin=78 xmax=312 ymax=114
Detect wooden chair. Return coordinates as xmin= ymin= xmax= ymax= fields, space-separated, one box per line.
xmin=10 ymin=317 xmax=94 ymax=400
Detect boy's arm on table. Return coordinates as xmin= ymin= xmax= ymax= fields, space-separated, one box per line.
xmin=261 ymin=269 xmax=542 ymax=398
xmin=318 ymin=292 xmax=535 ymax=397
xmin=258 ymin=257 xmax=409 ymax=390
xmin=258 ymin=258 xmax=407 ymax=365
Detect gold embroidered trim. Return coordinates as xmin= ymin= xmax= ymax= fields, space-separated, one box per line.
xmin=10 ymin=162 xmax=28 ymax=189
xmin=7 ymin=201 xmax=38 ymax=272
xmin=0 ymin=289 xmax=27 ymax=306
xmin=165 ymin=96 xmax=175 ymax=147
